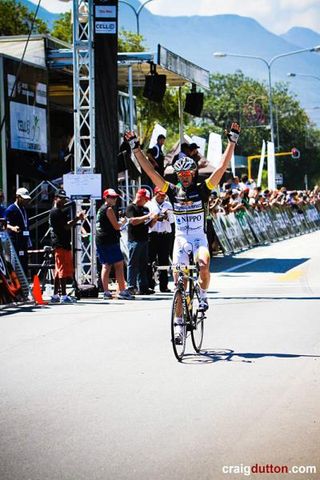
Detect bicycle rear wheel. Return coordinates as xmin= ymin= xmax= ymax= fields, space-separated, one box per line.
xmin=171 ymin=289 xmax=187 ymax=361
xmin=190 ymin=286 xmax=205 ymax=352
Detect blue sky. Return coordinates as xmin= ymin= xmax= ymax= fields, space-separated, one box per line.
xmin=30 ymin=0 xmax=320 ymax=34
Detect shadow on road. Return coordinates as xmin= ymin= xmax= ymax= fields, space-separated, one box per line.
xmin=181 ymin=349 xmax=320 ymax=365
xmin=212 ymin=296 xmax=320 ymax=301
xmin=212 ymin=257 xmax=309 ymax=274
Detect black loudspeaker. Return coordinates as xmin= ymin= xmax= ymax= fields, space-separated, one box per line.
xmin=184 ymin=92 xmax=204 ymax=116
xmin=143 ymin=74 xmax=167 ymax=103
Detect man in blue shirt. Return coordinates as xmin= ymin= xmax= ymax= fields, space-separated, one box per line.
xmin=5 ymin=188 xmax=31 ymax=276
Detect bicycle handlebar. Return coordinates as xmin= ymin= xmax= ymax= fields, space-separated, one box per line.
xmin=157 ymin=265 xmax=198 ymax=272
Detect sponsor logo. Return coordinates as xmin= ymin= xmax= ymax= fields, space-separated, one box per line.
xmin=95 ymin=21 xmax=117 ymax=34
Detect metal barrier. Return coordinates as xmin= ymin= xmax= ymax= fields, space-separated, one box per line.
xmin=211 ymin=204 xmax=320 ymax=255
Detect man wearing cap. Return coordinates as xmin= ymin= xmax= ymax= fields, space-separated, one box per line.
xmin=49 ymin=189 xmax=85 ymax=303
xmin=96 ymin=189 xmax=134 ymax=300
xmin=147 ymin=187 xmax=174 ymax=292
xmin=5 ymin=187 xmax=32 ymax=276
xmin=189 ymin=142 xmax=201 ymax=163
xmin=126 ymin=188 xmax=158 ymax=295
xmin=172 ymin=143 xmax=191 ymax=167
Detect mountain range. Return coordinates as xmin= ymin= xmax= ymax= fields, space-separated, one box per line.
xmin=21 ymin=0 xmax=320 ymax=125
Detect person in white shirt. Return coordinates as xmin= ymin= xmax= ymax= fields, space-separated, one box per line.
xmin=148 ymin=187 xmax=174 ymax=292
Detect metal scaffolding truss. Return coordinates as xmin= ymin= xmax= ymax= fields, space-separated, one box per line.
xmin=72 ymin=0 xmax=97 ymax=286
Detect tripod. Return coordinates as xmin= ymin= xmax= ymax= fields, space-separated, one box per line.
xmin=37 ymin=246 xmax=55 ymax=292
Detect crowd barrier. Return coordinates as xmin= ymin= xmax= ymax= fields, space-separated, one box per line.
xmin=210 ymin=204 xmax=320 ymax=255
xmin=0 ymin=231 xmax=30 ymax=307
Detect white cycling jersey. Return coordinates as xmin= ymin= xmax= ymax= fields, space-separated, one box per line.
xmin=163 ymin=179 xmax=213 ymax=264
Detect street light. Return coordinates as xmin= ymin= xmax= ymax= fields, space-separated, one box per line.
xmin=213 ymin=46 xmax=320 ymax=146
xmin=288 ymin=72 xmax=320 ymax=82
xmin=119 ymin=0 xmax=154 ymax=35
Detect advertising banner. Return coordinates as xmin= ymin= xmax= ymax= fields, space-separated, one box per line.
xmin=10 ymin=102 xmax=47 ymax=153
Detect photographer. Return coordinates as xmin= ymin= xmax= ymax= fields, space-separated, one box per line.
xmin=147 ymin=187 xmax=174 ymax=292
xmin=49 ymin=189 xmax=85 ymax=304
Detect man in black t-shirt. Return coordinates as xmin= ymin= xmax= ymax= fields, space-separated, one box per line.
xmin=49 ymin=189 xmax=85 ymax=303
xmin=126 ymin=188 xmax=157 ymax=295
xmin=149 ymin=134 xmax=166 ymax=177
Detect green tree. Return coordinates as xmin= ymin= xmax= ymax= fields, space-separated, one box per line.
xmin=194 ymin=71 xmax=320 ymax=188
xmin=51 ymin=11 xmax=72 ymax=44
xmin=118 ymin=28 xmax=145 ymax=52
xmin=0 ymin=0 xmax=48 ymax=36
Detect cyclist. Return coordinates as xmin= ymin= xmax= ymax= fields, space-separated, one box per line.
xmin=125 ymin=123 xmax=240 ymax=339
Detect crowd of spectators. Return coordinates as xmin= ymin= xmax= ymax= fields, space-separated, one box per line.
xmin=208 ymin=174 xmax=320 ymax=217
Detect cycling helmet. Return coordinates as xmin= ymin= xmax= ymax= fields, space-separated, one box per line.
xmin=173 ymin=156 xmax=197 ymax=173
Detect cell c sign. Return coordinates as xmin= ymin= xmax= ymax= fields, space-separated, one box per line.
xmin=95 ymin=21 xmax=117 ymax=34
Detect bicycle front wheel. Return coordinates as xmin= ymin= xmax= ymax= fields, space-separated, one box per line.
xmin=171 ymin=289 xmax=187 ymax=361
xmin=190 ymin=286 xmax=205 ymax=352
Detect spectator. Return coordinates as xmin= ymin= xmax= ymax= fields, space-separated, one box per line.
xmin=5 ymin=187 xmax=32 ymax=276
xmin=126 ymin=189 xmax=158 ymax=295
xmin=231 ymin=175 xmax=241 ymax=190
xmin=239 ymin=174 xmax=252 ymax=191
xmin=240 ymin=188 xmax=251 ymax=209
xmin=49 ymin=189 xmax=85 ymax=304
xmin=172 ymin=142 xmax=191 ymax=166
xmin=149 ymin=134 xmax=166 ymax=176
xmin=96 ymin=189 xmax=134 ymax=300
xmin=229 ymin=189 xmax=246 ymax=213
xmin=147 ymin=187 xmax=174 ymax=292
xmin=189 ymin=142 xmax=201 ymax=164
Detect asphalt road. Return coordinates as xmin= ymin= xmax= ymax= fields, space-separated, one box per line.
xmin=0 ymin=231 xmax=320 ymax=480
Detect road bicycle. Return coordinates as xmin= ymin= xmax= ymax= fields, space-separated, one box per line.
xmin=159 ymin=244 xmax=206 ymax=361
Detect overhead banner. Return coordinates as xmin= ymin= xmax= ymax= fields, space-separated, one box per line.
xmin=10 ymin=102 xmax=47 ymax=153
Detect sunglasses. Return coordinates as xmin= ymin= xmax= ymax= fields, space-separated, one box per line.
xmin=177 ymin=170 xmax=193 ymax=178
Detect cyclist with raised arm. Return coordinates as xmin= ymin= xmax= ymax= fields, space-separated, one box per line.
xmin=125 ymin=123 xmax=240 ymax=339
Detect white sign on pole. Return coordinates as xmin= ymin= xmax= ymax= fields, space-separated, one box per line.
xmin=149 ymin=123 xmax=167 ymax=148
xmin=230 ymin=153 xmax=235 ymax=176
xmin=190 ymin=135 xmax=206 ymax=157
xmin=63 ymin=173 xmax=102 ymax=199
xmin=10 ymin=102 xmax=47 ymax=153
xmin=207 ymin=132 xmax=222 ymax=167
xmin=267 ymin=141 xmax=276 ymax=190
xmin=257 ymin=140 xmax=266 ymax=187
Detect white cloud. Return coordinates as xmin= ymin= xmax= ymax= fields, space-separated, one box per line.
xmin=30 ymin=0 xmax=71 ymax=13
